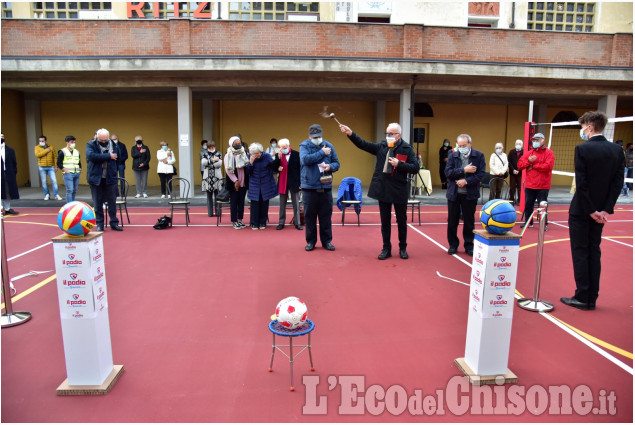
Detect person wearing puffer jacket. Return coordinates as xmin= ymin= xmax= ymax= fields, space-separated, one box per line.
xmin=156 ymin=141 xmax=176 ymax=199
xmin=246 ymin=142 xmax=277 ymax=230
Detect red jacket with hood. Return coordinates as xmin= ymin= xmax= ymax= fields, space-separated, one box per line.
xmin=517 ymin=145 xmax=555 ymax=189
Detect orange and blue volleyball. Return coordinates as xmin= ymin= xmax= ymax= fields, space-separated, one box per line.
xmin=480 ymin=199 xmax=517 ymax=234
xmin=57 ymin=201 xmax=96 ymax=236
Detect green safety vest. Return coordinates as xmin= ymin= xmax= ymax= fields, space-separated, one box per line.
xmin=62 ymin=148 xmax=81 ymax=173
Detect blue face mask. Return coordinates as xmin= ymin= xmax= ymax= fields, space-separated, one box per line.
xmin=162 ymin=146 xmax=168 ymax=151
xmin=458 ymin=147 xmax=469 ymax=155
xmin=532 ymin=141 xmax=541 ymax=149
xmin=282 ymin=148 xmax=289 ymax=155
xmin=580 ymin=128 xmax=588 ymax=141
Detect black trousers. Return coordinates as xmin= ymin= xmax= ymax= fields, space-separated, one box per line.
xmin=447 ymin=194 xmax=477 ymax=251
xmin=229 ymin=185 xmax=247 ymax=222
xmin=303 ymin=189 xmax=333 ymax=245
xmin=250 ymin=195 xmax=270 ymax=226
xmin=90 ymin=178 xmax=118 ymax=227
xmin=379 ymin=200 xmax=408 ymax=250
xmin=508 ymin=172 xmax=522 ymax=203
xmin=523 ymin=188 xmax=549 ymax=225
xmin=206 ymin=190 xmax=218 ymax=216
xmin=569 ymin=214 xmax=604 ymax=304
xmin=159 ymin=173 xmax=175 ymax=196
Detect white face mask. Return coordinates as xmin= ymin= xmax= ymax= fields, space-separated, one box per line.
xmin=311 ymin=137 xmax=322 ymax=146
xmin=495 ymin=148 xmax=502 ymax=154
xmin=386 ymin=136 xmax=396 ymax=145
xmin=69 ymin=143 xmax=76 ymax=149
xmin=39 ymin=141 xmax=46 ymax=147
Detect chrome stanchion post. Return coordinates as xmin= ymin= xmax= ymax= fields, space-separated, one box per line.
xmin=1 ymin=214 xmax=32 ymax=327
xmin=517 ymin=201 xmax=554 ymax=312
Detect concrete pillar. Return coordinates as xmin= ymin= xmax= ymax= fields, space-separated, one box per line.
xmin=177 ymin=86 xmax=194 ymax=197
xmin=598 ymin=95 xmax=617 ymax=118
xmin=535 ymin=104 xmax=548 ymax=136
xmin=25 ymin=99 xmax=42 ymax=188
xmin=375 ymin=101 xmax=386 ymax=142
xmin=399 ymin=88 xmax=412 ymax=143
xmin=598 ymin=95 xmax=618 ymax=141
xmin=202 ymin=99 xmax=214 ymax=143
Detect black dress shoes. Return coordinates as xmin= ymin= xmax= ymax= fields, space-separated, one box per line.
xmin=305 ymin=242 xmax=315 ymax=251
xmin=560 ymin=297 xmax=595 ymax=311
xmin=97 ymin=226 xmax=105 ymax=232
xmin=276 ymin=224 xmax=284 ymax=230
xmin=399 ymin=249 xmax=409 ymax=259
xmin=466 ymin=248 xmax=473 ymax=256
xmin=110 ymin=224 xmax=124 ymax=231
xmin=447 ymin=247 xmax=457 ymax=255
xmin=378 ymin=249 xmax=391 ymax=260
xmin=323 ymin=242 xmax=336 ymax=251
xmin=4 ymin=209 xmax=18 ymax=215
xmin=296 ymin=225 xmax=303 ymax=230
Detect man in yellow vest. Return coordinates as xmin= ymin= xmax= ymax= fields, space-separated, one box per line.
xmin=57 ymin=135 xmax=82 ymax=203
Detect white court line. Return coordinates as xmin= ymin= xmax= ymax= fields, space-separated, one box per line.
xmin=549 ymin=221 xmax=634 ymax=247
xmin=409 ymin=223 xmax=634 ymax=376
xmin=7 ymin=241 xmax=52 ymax=261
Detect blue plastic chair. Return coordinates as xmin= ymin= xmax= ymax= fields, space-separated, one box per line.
xmin=337 ymin=177 xmax=362 ymax=226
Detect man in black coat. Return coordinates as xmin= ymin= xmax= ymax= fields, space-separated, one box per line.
xmin=508 ymin=139 xmax=524 ymax=205
xmin=445 ymin=134 xmax=486 ymax=256
xmin=340 ymin=122 xmax=420 ymax=260
xmin=272 ymin=138 xmax=303 ymax=230
xmin=1 ymin=133 xmax=20 ymax=215
xmin=561 ymin=111 xmax=625 ymax=311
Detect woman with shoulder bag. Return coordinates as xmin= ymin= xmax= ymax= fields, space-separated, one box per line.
xmin=489 ymin=142 xmax=509 ymax=201
xmin=201 ymin=140 xmax=224 ymax=216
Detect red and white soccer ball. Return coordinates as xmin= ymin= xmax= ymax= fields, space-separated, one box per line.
xmin=275 ymin=296 xmax=308 ymax=329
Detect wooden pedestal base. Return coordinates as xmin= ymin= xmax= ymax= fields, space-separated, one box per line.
xmin=454 ymin=358 xmax=517 ymax=386
xmin=56 ymin=365 xmax=124 ymax=395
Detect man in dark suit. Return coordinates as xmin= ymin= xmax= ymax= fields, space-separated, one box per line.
xmin=272 ymin=138 xmax=303 ymax=230
xmin=508 ymin=139 xmax=524 ymax=205
xmin=1 ymin=132 xmax=20 ymax=215
xmin=340 ymin=122 xmax=420 ymax=260
xmin=561 ymin=111 xmax=624 ymax=311
xmin=445 ymin=134 xmax=486 ymax=256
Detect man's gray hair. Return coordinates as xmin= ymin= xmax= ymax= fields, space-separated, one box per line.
xmin=248 ymin=142 xmax=264 ymax=155
xmin=387 ymin=123 xmax=402 ymax=134
xmin=457 ymin=134 xmax=472 ymax=144
xmin=278 ymin=138 xmax=290 ymax=148
xmin=96 ymin=128 xmax=110 ymax=138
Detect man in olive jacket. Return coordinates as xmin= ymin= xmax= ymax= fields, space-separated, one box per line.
xmin=340 ymin=122 xmax=420 ymax=260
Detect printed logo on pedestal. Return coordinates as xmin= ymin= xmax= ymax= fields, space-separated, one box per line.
xmin=493 ymin=256 xmax=512 ymax=269
xmin=472 ymin=269 xmax=484 ymax=285
xmin=63 ymin=273 xmax=87 ymax=288
xmin=490 ymin=274 xmax=512 ymax=289
xmin=67 ymin=293 xmax=88 ymax=307
xmin=64 ymin=242 xmax=77 ymax=251
xmin=93 ymin=266 xmax=105 ymax=283
xmin=92 ymin=248 xmax=103 ymax=263
xmin=62 ymin=253 xmax=83 ymax=267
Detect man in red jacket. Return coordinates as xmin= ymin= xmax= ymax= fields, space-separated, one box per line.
xmin=517 ymin=133 xmax=555 ymax=230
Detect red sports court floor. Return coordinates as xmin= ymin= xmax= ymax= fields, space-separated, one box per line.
xmin=1 ymin=204 xmax=633 ymax=422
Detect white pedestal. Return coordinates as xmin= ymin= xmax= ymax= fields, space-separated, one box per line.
xmin=460 ymin=230 xmax=521 ymax=380
xmin=52 ymin=232 xmax=120 ymax=388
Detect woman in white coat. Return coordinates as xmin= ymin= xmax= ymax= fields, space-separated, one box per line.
xmin=489 ymin=142 xmax=509 ymax=201
xmin=157 ymin=140 xmax=177 ymax=199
